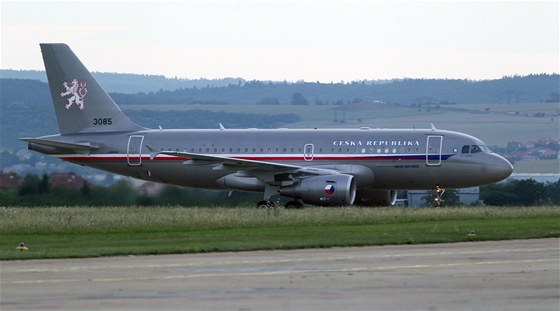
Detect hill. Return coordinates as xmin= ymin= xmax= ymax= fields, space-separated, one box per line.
xmin=0 ymin=70 xmax=244 ymax=94
xmin=111 ymin=74 xmax=560 ymax=105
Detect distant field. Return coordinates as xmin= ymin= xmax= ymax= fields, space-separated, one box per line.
xmin=1 ymin=206 xmax=559 ymax=260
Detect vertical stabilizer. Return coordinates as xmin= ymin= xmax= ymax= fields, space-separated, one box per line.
xmin=40 ymin=43 xmax=144 ymax=134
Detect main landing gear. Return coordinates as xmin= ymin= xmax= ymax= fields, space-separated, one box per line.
xmin=433 ymin=184 xmax=445 ymax=207
xmin=255 ymin=200 xmax=304 ymax=209
xmin=256 ymin=200 xmax=275 ymax=209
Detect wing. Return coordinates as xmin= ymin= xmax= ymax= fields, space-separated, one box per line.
xmin=145 ymin=145 xmax=337 ymax=176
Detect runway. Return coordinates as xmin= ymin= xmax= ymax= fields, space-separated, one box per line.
xmin=2 ymin=238 xmax=559 ymax=310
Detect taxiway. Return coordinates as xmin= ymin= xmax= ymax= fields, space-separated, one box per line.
xmin=1 ymin=238 xmax=558 ymax=310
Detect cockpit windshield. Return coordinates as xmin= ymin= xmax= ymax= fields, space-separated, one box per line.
xmin=461 ymin=145 xmax=492 ymax=154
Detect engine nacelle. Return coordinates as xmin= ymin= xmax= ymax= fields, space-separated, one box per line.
xmin=280 ymin=174 xmax=356 ymax=206
xmin=354 ymin=189 xmax=398 ymax=207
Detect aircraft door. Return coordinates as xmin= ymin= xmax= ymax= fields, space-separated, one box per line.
xmin=304 ymin=143 xmax=314 ymax=161
xmin=127 ymin=135 xmax=144 ymax=166
xmin=426 ymin=135 xmax=443 ymax=166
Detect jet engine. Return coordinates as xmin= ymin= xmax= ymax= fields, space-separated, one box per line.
xmin=354 ymin=189 xmax=398 ymax=207
xmin=280 ymin=174 xmax=356 ymax=206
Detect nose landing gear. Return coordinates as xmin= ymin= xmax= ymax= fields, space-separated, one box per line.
xmin=433 ymin=184 xmax=445 ymax=207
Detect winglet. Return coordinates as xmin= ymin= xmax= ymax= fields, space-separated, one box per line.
xmin=430 ymin=123 xmax=437 ymax=131
xmin=219 ymin=123 xmax=226 ymax=131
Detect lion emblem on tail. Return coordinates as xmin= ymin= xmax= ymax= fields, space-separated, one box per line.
xmin=60 ymin=79 xmax=87 ymax=110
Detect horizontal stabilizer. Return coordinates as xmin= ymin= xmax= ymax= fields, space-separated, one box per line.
xmin=19 ymin=138 xmax=99 ymax=150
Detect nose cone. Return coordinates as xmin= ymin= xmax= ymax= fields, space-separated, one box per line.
xmin=486 ymin=154 xmax=513 ymax=182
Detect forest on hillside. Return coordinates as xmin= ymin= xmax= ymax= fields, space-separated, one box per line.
xmin=110 ymin=74 xmax=560 ymax=105
xmin=2 ymin=70 xmax=558 ymax=104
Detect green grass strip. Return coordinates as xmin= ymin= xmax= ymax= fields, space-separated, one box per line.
xmin=1 ymin=206 xmax=559 ymax=260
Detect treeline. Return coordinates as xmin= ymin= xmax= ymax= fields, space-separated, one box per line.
xmin=480 ymin=179 xmax=560 ymax=206
xmin=0 ymin=174 xmax=261 ymax=207
xmin=2 ymin=174 xmax=558 ymax=207
xmin=109 ymin=74 xmax=560 ymax=105
xmin=3 ymin=73 xmax=559 ymax=106
xmin=0 ymin=70 xmax=244 ymax=93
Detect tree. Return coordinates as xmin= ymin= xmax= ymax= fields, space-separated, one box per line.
xmin=480 ymin=183 xmax=518 ymax=206
xmin=480 ymin=179 xmax=551 ymax=206
xmin=291 ymin=92 xmax=308 ymax=105
xmin=38 ymin=173 xmax=50 ymax=194
xmin=18 ymin=174 xmax=40 ymax=196
xmin=510 ymin=179 xmax=548 ymax=206
xmin=547 ymin=180 xmax=560 ymax=204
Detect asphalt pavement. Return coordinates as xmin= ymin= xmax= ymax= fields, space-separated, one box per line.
xmin=1 ymin=238 xmax=559 ymax=310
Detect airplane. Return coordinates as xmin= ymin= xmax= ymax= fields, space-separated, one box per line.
xmin=20 ymin=43 xmax=513 ymax=208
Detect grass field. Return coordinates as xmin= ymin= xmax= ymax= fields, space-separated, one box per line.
xmin=1 ymin=206 xmax=559 ymax=260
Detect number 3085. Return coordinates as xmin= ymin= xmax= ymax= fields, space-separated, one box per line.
xmin=93 ymin=118 xmax=112 ymax=125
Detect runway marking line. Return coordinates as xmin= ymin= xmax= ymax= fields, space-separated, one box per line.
xmin=5 ymin=258 xmax=557 ymax=285
xmin=6 ymin=247 xmax=556 ymax=274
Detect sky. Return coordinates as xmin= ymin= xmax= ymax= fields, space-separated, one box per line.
xmin=1 ymin=1 xmax=559 ymax=82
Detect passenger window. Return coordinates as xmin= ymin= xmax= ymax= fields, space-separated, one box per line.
xmin=462 ymin=145 xmax=470 ymax=154
xmin=471 ymin=145 xmax=481 ymax=153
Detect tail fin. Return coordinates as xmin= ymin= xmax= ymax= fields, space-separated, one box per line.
xmin=40 ymin=43 xmax=145 ymax=134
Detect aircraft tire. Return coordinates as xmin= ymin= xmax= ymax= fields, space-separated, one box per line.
xmin=256 ymin=200 xmax=275 ymax=209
